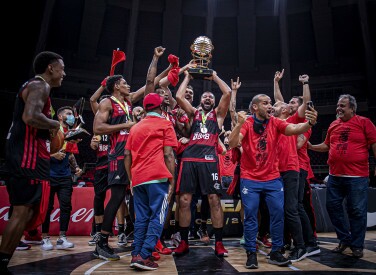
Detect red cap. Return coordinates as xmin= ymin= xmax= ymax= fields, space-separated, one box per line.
xmin=143 ymin=93 xmax=163 ymax=111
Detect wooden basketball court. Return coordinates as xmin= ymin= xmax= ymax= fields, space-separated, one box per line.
xmin=3 ymin=230 xmax=376 ymax=274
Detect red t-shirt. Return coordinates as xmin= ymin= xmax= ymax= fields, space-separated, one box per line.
xmin=297 ymin=126 xmax=311 ymax=171
xmin=277 ymin=112 xmax=304 ymax=172
xmin=240 ymin=116 xmax=288 ymax=181
xmin=219 ymin=149 xmax=237 ymax=177
xmin=324 ymin=115 xmax=376 ymax=177
xmin=125 ymin=114 xmax=178 ymax=187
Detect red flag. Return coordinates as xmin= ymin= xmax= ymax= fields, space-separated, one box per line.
xmin=110 ymin=50 xmax=126 ymax=76
xmin=167 ymin=54 xmax=180 ymax=86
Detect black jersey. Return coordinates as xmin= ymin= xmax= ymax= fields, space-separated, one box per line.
xmin=95 ymin=134 xmax=109 ymax=170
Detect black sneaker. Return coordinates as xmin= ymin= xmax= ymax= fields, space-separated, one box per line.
xmin=306 ymin=245 xmax=321 ymax=256
xmin=245 ymin=251 xmax=258 ymax=269
xmin=288 ymin=247 xmax=307 ymax=262
xmin=268 ymin=251 xmax=291 ymax=266
xmin=96 ymin=242 xmax=120 ymax=261
xmin=281 ymin=243 xmax=291 ymax=254
xmin=16 ymin=241 xmax=31 ymax=251
xmin=332 ymin=243 xmax=348 ymax=253
xmin=351 ymin=248 xmax=364 ymax=258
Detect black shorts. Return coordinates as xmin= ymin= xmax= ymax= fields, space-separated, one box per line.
xmin=108 ymin=158 xmax=129 ymax=186
xmin=177 ymin=161 xmax=222 ymax=195
xmin=94 ymin=168 xmax=108 ymax=195
xmin=6 ymin=176 xmax=44 ymax=206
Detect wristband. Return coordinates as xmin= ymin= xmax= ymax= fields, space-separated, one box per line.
xmin=101 ymin=77 xmax=107 ymax=87
xmin=303 ymin=81 xmax=309 ymax=85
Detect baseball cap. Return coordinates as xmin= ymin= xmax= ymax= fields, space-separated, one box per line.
xmin=143 ymin=93 xmax=163 ymax=111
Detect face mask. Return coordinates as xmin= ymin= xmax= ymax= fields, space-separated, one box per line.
xmin=65 ymin=115 xmax=75 ymax=126
xmin=252 ymin=115 xmax=268 ymax=135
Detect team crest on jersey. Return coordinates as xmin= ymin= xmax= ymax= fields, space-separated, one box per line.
xmin=205 ymin=155 xmax=214 ymax=161
xmin=214 ymin=182 xmax=220 ymax=190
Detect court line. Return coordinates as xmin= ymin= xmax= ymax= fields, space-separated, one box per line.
xmin=84 ymin=253 xmax=131 ymax=274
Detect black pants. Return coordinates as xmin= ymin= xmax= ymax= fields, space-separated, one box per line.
xmin=298 ymin=169 xmax=316 ymax=246
xmin=281 ymin=170 xmax=305 ymax=248
xmin=42 ymin=177 xmax=73 ymax=233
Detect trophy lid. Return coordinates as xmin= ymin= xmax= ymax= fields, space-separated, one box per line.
xmin=191 ymin=36 xmax=214 ymax=56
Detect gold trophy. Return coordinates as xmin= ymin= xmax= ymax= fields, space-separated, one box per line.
xmin=64 ymin=97 xmax=90 ymax=141
xmin=188 ymin=36 xmax=214 ymax=79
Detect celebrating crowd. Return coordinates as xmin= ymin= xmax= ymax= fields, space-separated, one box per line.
xmin=0 ymin=47 xmax=375 ymax=274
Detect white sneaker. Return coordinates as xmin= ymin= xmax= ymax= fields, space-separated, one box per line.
xmin=56 ymin=236 xmax=74 ymax=249
xmin=41 ymin=237 xmax=53 ymax=251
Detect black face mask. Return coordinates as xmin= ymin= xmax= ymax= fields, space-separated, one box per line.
xmin=252 ymin=115 xmax=268 ymax=135
xmin=253 ymin=122 xmax=265 ymax=135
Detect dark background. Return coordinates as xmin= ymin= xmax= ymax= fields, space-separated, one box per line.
xmin=1 ymin=0 xmax=375 ymax=185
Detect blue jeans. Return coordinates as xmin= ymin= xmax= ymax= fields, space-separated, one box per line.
xmin=240 ymin=178 xmax=284 ymax=252
xmin=326 ymin=175 xmax=368 ymax=249
xmin=132 ymin=182 xmax=169 ymax=259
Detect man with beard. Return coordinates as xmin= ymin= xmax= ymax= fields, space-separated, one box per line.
xmin=272 ymin=100 xmax=309 ymax=262
xmin=274 ymin=70 xmax=320 ymax=257
xmin=309 ymin=94 xmax=376 ymax=258
xmin=228 ymin=94 xmax=317 ymax=269
xmin=173 ymin=70 xmax=231 ymax=257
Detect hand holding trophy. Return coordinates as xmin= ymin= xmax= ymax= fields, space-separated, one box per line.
xmin=64 ymin=97 xmax=91 ymax=141
xmin=188 ymin=36 xmax=214 ymax=79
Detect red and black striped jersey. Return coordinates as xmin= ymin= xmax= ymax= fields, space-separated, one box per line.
xmin=5 ymin=77 xmax=52 ymax=180
xmin=181 ymin=109 xmax=220 ymax=162
xmin=107 ymin=97 xmax=132 ymax=161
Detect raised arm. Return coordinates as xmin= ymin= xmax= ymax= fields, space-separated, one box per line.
xmin=284 ymin=108 xmax=317 ymax=136
xmin=159 ymin=61 xmax=194 ymax=110
xmin=228 ymin=111 xmax=246 ymax=149
xmin=128 ymin=47 xmax=166 ymax=104
xmin=93 ymin=98 xmax=135 ymax=135
xmin=145 ymin=46 xmax=165 ymax=95
xmin=22 ymin=81 xmax=60 ymax=130
xmin=273 ymin=69 xmax=285 ymax=103
xmin=230 ymin=77 xmax=241 ymax=130
xmin=296 ymin=74 xmax=311 ymax=118
xmin=210 ymin=72 xmax=231 ymax=129
xmin=176 ymin=71 xmax=196 ymax=118
xmin=90 ymin=82 xmax=106 ymax=115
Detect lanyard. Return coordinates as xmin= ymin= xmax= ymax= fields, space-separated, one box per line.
xmin=201 ymin=110 xmax=212 ymax=126
xmin=162 ymin=110 xmax=170 ymax=121
xmin=111 ymin=96 xmax=130 ymax=120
